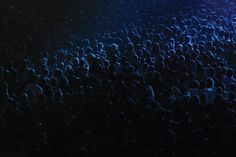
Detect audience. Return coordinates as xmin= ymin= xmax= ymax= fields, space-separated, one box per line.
xmin=0 ymin=0 xmax=236 ymax=156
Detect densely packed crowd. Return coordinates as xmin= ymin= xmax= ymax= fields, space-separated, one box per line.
xmin=0 ymin=0 xmax=236 ymax=156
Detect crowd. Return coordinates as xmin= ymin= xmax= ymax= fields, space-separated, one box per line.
xmin=0 ymin=0 xmax=236 ymax=156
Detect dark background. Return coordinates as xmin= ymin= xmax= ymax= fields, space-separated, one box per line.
xmin=1 ymin=0 xmax=109 ymax=12
xmin=0 ymin=0 xmax=201 ymax=15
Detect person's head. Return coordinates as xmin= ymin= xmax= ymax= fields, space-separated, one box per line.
xmin=229 ymin=83 xmax=236 ymax=92
xmin=216 ymin=87 xmax=223 ymax=94
xmin=127 ymin=42 xmax=134 ymax=53
xmin=83 ymin=39 xmax=90 ymax=48
xmin=227 ymin=68 xmax=234 ymax=78
xmin=209 ymin=67 xmax=216 ymax=77
xmin=228 ymin=92 xmax=235 ymax=101
xmin=190 ymin=80 xmax=200 ymax=89
xmin=191 ymin=95 xmax=200 ymax=105
xmin=54 ymin=68 xmax=63 ymax=78
xmin=184 ymin=35 xmax=191 ymax=44
xmin=77 ymin=47 xmax=85 ymax=56
xmin=66 ymin=68 xmax=74 ymax=77
xmin=20 ymin=92 xmax=29 ymax=103
xmin=206 ymin=77 xmax=215 ymax=88
xmin=97 ymin=42 xmax=104 ymax=51
xmin=42 ymin=68 xmax=49 ymax=77
xmin=51 ymin=56 xmax=58 ymax=65
xmin=78 ymin=147 xmax=88 ymax=157
xmin=79 ymin=59 xmax=85 ymax=67
xmin=0 ymin=82 xmax=8 ymax=91
xmin=31 ymin=74 xmax=39 ymax=84
xmin=66 ymin=53 xmax=73 ymax=61
xmin=215 ymin=93 xmax=224 ymax=103
xmin=58 ymin=62 xmax=64 ymax=69
xmin=85 ymin=47 xmax=93 ymax=55
xmin=59 ymin=76 xmax=68 ymax=90
xmin=0 ymin=82 xmax=9 ymax=99
xmin=50 ymin=78 xmax=57 ymax=87
xmin=197 ymin=66 xmax=205 ymax=76
xmin=72 ymin=58 xmax=79 ymax=67
xmin=152 ymin=42 xmax=160 ymax=54
xmin=199 ymin=93 xmax=207 ymax=104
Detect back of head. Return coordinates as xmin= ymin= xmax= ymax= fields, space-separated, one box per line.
xmin=206 ymin=77 xmax=214 ymax=88
xmin=227 ymin=68 xmax=233 ymax=78
xmin=191 ymin=80 xmax=200 ymax=89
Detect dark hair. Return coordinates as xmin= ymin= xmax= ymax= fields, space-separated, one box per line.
xmin=227 ymin=68 xmax=233 ymax=78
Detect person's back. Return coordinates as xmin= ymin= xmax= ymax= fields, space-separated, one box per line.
xmin=204 ymin=77 xmax=217 ymax=103
xmin=222 ymin=68 xmax=236 ymax=92
xmin=188 ymin=80 xmax=201 ymax=96
xmin=0 ymin=82 xmax=10 ymax=105
xmin=24 ymin=75 xmax=44 ymax=99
